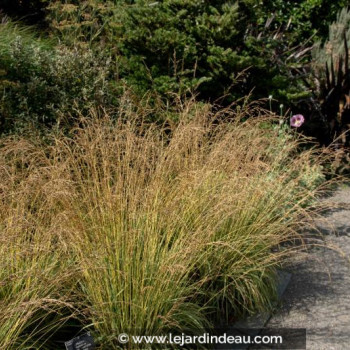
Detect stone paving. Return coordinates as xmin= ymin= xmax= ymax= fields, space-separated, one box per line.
xmin=266 ymin=187 xmax=350 ymax=350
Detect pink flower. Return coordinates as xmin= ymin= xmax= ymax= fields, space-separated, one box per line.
xmin=290 ymin=114 xmax=305 ymax=128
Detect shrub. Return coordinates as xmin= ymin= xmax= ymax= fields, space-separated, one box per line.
xmin=43 ymin=0 xmax=314 ymax=106
xmin=113 ymin=0 xmax=280 ymax=103
xmin=0 ymin=20 xmax=115 ymax=134
xmin=45 ymin=1 xmax=117 ymax=48
xmin=298 ymin=6 xmax=350 ymax=146
xmin=257 ymin=0 xmax=348 ymax=45
xmin=3 ymin=1 xmax=348 ymax=117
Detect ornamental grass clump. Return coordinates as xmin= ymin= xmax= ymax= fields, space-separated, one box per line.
xmin=0 ymin=101 xmax=328 ymax=349
xmin=0 ymin=139 xmax=80 ymax=349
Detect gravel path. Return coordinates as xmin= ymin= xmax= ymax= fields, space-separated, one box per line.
xmin=266 ymin=186 xmax=350 ymax=350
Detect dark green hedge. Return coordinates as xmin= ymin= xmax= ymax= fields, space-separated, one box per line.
xmin=0 ymin=0 xmax=348 ymax=133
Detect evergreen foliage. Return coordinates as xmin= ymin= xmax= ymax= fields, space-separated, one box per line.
xmin=0 ymin=0 xmax=348 ymax=131
xmin=0 ymin=20 xmax=114 ymax=134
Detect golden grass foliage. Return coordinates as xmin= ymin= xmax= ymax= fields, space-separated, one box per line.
xmin=0 ymin=102 xmax=328 ymax=349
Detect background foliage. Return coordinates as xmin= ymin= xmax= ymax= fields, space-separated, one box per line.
xmin=0 ymin=20 xmax=115 ymax=134
xmin=0 ymin=0 xmax=349 ymax=133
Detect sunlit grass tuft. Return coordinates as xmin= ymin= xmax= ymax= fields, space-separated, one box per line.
xmin=0 ymin=101 xmax=330 ymax=348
